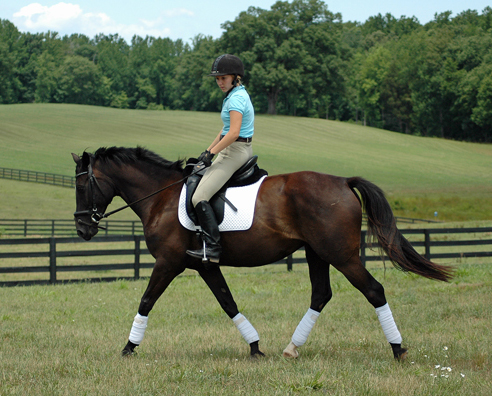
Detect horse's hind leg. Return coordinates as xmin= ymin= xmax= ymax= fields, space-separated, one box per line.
xmin=283 ymin=245 xmax=333 ymax=358
xmin=333 ymin=254 xmax=407 ymax=360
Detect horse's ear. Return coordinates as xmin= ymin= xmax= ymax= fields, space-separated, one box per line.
xmin=71 ymin=153 xmax=81 ymax=164
xmin=81 ymin=152 xmax=91 ymax=166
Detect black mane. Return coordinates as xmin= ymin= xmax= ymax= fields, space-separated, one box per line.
xmin=92 ymin=146 xmax=184 ymax=172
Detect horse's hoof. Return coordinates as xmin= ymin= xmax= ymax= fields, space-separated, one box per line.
xmin=122 ymin=341 xmax=138 ymax=357
xmin=395 ymin=348 xmax=408 ymax=361
xmin=390 ymin=343 xmax=408 ymax=361
xmin=250 ymin=350 xmax=265 ymax=360
xmin=121 ymin=348 xmax=135 ymax=357
xmin=282 ymin=341 xmax=299 ymax=358
xmin=249 ymin=340 xmax=265 ymax=359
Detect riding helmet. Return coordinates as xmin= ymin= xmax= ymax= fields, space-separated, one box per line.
xmin=209 ymin=54 xmax=244 ymax=77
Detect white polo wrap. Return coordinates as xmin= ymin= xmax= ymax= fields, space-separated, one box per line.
xmin=232 ymin=313 xmax=259 ymax=344
xmin=129 ymin=313 xmax=148 ymax=345
xmin=375 ymin=303 xmax=402 ymax=344
xmin=291 ymin=308 xmax=320 ymax=347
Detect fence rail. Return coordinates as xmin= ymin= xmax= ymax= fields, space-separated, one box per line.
xmin=0 ymin=219 xmax=143 ymax=237
xmin=1 ymin=227 xmax=490 ymax=287
xmin=0 ymin=216 xmax=437 ymax=237
xmin=0 ymin=167 xmax=75 ymax=188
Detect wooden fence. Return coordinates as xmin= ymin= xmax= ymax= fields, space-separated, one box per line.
xmin=0 ymin=219 xmax=143 ymax=237
xmin=0 ymin=167 xmax=75 ymax=188
xmin=1 ymin=227 xmax=490 ymax=287
xmin=0 ymin=216 xmax=437 ymax=237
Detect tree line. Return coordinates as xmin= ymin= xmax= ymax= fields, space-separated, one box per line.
xmin=1 ymin=0 xmax=491 ymax=142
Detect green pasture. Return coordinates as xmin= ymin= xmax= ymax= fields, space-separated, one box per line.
xmin=1 ymin=104 xmax=491 ymax=395
xmin=0 ymin=103 xmax=491 ymax=222
xmin=1 ymin=262 xmax=490 ymax=395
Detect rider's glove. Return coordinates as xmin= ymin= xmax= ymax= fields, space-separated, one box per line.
xmin=197 ymin=150 xmax=215 ymax=168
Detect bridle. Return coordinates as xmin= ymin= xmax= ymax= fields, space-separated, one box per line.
xmin=73 ymin=160 xmax=206 ymax=230
xmin=73 ymin=163 xmax=109 ymax=230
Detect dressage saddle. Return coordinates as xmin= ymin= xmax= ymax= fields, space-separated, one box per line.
xmin=184 ymin=155 xmax=267 ymax=226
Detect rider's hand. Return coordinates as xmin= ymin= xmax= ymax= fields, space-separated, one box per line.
xmin=197 ymin=150 xmax=215 ymax=167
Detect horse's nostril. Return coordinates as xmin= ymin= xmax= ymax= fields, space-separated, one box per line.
xmin=77 ymin=230 xmax=84 ymax=238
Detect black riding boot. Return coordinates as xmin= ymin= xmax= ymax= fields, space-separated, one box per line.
xmin=186 ymin=200 xmax=222 ymax=264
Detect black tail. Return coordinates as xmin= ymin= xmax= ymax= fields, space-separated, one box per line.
xmin=348 ymin=177 xmax=454 ymax=282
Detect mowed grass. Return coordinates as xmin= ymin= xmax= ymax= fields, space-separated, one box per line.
xmin=1 ymin=262 xmax=490 ymax=395
xmin=1 ymin=104 xmax=491 ymax=394
xmin=0 ymin=103 xmax=491 ymax=221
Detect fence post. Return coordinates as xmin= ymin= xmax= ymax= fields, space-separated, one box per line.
xmin=134 ymin=235 xmax=141 ymax=280
xmin=360 ymin=231 xmax=366 ymax=267
xmin=424 ymin=229 xmax=431 ymax=260
xmin=286 ymin=254 xmax=293 ymax=271
xmin=49 ymin=237 xmax=57 ymax=284
xmin=24 ymin=220 xmax=28 ymax=237
xmin=51 ymin=220 xmax=55 ymax=236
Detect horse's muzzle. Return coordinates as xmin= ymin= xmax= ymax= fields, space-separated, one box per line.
xmin=75 ymin=219 xmax=100 ymax=240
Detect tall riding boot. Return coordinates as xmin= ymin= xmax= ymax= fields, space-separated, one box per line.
xmin=186 ymin=200 xmax=222 ymax=264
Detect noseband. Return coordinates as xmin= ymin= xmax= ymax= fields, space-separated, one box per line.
xmin=73 ymin=163 xmax=108 ymax=230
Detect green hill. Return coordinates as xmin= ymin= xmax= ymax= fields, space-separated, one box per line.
xmin=1 ymin=103 xmax=491 ymax=222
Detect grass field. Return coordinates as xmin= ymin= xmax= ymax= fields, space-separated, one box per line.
xmin=1 ymin=262 xmax=490 ymax=395
xmin=1 ymin=104 xmax=491 ymax=395
xmin=1 ymin=103 xmax=491 ymax=221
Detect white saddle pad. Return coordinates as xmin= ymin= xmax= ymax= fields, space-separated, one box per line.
xmin=178 ymin=176 xmax=267 ymax=232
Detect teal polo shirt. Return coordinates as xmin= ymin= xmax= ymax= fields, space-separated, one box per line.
xmin=220 ymin=86 xmax=254 ymax=139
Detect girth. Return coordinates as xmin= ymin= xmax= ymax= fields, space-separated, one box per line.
xmin=184 ymin=155 xmax=267 ymax=226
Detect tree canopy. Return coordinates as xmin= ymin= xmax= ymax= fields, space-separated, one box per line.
xmin=1 ymin=1 xmax=491 ymax=142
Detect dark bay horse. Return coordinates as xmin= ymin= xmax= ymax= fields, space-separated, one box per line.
xmin=72 ymin=147 xmax=453 ymax=360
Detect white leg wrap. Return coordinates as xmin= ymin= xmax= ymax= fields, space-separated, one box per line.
xmin=232 ymin=313 xmax=259 ymax=344
xmin=291 ymin=308 xmax=320 ymax=347
xmin=375 ymin=303 xmax=402 ymax=344
xmin=129 ymin=313 xmax=148 ymax=345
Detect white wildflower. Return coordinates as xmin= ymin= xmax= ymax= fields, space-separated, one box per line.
xmin=435 ymin=365 xmax=441 ymax=369
xmin=443 ymin=346 xmax=448 ymax=350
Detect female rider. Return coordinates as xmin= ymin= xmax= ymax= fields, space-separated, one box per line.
xmin=186 ymin=54 xmax=254 ymax=264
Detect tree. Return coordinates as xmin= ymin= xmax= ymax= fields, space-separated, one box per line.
xmin=95 ymin=34 xmax=131 ymax=103
xmin=57 ymin=55 xmax=105 ymax=105
xmin=34 ymin=52 xmax=60 ymax=102
xmin=169 ymin=35 xmax=219 ymax=111
xmin=220 ymin=0 xmax=344 ymax=116
xmin=0 ymin=19 xmax=22 ymax=103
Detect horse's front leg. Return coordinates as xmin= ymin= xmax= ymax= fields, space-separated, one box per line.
xmin=198 ymin=266 xmax=264 ymax=358
xmin=122 ymin=258 xmax=184 ymax=356
xmin=283 ymin=246 xmax=331 ymax=358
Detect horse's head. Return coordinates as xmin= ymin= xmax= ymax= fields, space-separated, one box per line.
xmin=72 ymin=152 xmax=114 ymax=240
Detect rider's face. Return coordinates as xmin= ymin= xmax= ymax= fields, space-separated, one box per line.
xmin=215 ymin=75 xmax=235 ymax=92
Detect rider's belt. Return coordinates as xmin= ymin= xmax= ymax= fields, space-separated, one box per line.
xmin=236 ymin=137 xmax=252 ymax=143
xmin=220 ymin=135 xmax=253 ymax=143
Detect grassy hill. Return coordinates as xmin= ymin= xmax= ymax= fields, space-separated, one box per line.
xmin=1 ymin=103 xmax=491 ymax=222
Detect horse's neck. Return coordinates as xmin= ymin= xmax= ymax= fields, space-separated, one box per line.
xmin=109 ymin=164 xmax=180 ymax=220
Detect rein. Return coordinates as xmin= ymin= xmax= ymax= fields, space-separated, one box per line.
xmin=74 ymin=161 xmax=204 ymax=230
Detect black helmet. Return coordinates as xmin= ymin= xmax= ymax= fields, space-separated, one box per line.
xmin=209 ymin=54 xmax=244 ymax=77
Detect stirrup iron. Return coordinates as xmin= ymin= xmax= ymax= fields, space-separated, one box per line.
xmin=201 ymin=238 xmax=208 ymax=263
